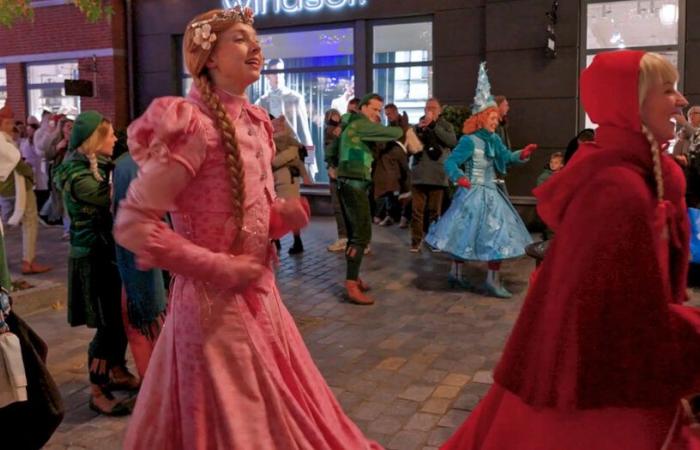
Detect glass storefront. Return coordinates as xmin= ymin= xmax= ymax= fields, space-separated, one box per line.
xmin=373 ymin=21 xmax=433 ymax=124
xmin=583 ymin=0 xmax=681 ymax=130
xmin=26 ymin=61 xmax=80 ymax=119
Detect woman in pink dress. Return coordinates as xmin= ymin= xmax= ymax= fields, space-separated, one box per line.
xmin=115 ymin=7 xmax=380 ymax=449
xmin=441 ymin=51 xmax=700 ymax=450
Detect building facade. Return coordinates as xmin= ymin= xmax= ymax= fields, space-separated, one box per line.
xmin=0 ymin=0 xmax=128 ymax=128
xmin=0 ymin=1 xmax=696 ymax=197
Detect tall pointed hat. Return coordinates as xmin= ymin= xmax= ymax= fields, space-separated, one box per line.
xmin=471 ymin=62 xmax=498 ymax=115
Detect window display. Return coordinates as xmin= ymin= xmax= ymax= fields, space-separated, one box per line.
xmin=26 ymin=61 xmax=80 ymax=119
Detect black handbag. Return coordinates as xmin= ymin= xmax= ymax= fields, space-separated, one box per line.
xmin=0 ymin=308 xmax=64 ymax=449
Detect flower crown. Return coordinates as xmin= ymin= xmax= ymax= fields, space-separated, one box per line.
xmin=190 ymin=6 xmax=255 ymax=51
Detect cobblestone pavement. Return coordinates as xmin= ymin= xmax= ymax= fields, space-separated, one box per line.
xmin=9 ymin=217 xmax=698 ymax=450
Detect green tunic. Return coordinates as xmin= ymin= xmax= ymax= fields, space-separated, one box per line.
xmin=53 ymin=153 xmax=121 ymax=328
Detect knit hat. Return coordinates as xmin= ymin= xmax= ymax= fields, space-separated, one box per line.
xmin=69 ymin=110 xmax=104 ymax=150
xmin=471 ymin=62 xmax=498 ymax=115
xmin=359 ymin=93 xmax=382 ymax=108
xmin=0 ymin=106 xmax=14 ymax=121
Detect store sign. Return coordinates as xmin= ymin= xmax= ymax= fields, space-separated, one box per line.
xmin=222 ymin=0 xmax=368 ymax=16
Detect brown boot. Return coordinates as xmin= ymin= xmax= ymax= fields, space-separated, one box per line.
xmin=345 ymin=280 xmax=374 ymax=305
xmin=21 ymin=260 xmax=51 ymax=275
xmin=357 ymin=278 xmax=370 ymax=292
xmin=109 ymin=365 xmax=141 ymax=391
xmin=89 ymin=385 xmax=132 ymax=416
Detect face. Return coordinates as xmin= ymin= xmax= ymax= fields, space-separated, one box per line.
xmin=206 ymin=23 xmax=263 ymax=91
xmin=62 ymin=120 xmax=73 ymax=138
xmin=361 ymin=99 xmax=383 ymax=123
xmin=330 ymin=112 xmax=341 ymax=123
xmin=483 ymin=111 xmax=500 ymax=133
xmin=425 ymin=100 xmax=441 ymax=119
xmin=385 ymin=107 xmax=400 ymax=123
xmin=498 ymin=99 xmax=509 ymax=118
xmin=97 ymin=126 xmax=117 ymax=157
xmin=0 ymin=118 xmax=14 ymax=134
xmin=549 ymin=157 xmax=564 ymax=172
xmin=26 ymin=126 xmax=36 ymax=138
xmin=690 ymin=108 xmax=700 ymax=127
xmin=640 ymin=79 xmax=688 ymax=143
xmin=348 ymin=101 xmax=359 ymax=113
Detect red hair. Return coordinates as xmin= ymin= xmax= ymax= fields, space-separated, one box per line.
xmin=462 ymin=107 xmax=499 ymax=135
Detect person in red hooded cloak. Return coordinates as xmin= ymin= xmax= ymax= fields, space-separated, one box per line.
xmin=440 ymin=50 xmax=700 ymax=450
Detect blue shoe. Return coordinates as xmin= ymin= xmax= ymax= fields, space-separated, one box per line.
xmin=481 ymin=281 xmax=512 ymax=299
xmin=448 ymin=274 xmax=472 ymax=290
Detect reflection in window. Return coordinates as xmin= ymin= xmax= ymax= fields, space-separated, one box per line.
xmin=373 ymin=21 xmax=433 ymax=123
xmin=583 ymin=1 xmax=681 ymax=137
xmin=26 ymin=61 xmax=80 ymax=119
xmin=247 ymin=27 xmax=355 ymax=183
xmin=586 ymin=0 xmax=679 ymax=50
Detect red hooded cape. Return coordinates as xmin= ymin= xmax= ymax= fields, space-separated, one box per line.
xmin=494 ymin=50 xmax=700 ymax=410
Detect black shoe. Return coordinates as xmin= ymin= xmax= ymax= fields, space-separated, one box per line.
xmin=288 ymin=244 xmax=304 ymax=255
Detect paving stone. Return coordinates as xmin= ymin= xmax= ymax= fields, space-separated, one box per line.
xmin=399 ymin=385 xmax=435 ymax=402
xmin=377 ymin=356 xmax=407 ymax=371
xmin=442 ymin=373 xmax=471 ymax=387
xmin=368 ymin=415 xmax=404 ymax=435
xmin=427 ymin=426 xmax=458 ymax=447
xmin=383 ymin=398 xmax=421 ymax=417
xmin=421 ymin=369 xmax=448 ymax=384
xmin=452 ymin=392 xmax=482 ymax=411
xmin=437 ymin=409 xmax=470 ymax=428
xmin=387 ymin=430 xmax=427 ymax=450
xmin=472 ymin=370 xmax=494 ymax=384
xmin=420 ymin=397 xmax=452 ymax=415
xmin=351 ymin=401 xmax=386 ymax=421
xmin=432 ymin=385 xmax=462 ymax=399
xmin=404 ymin=412 xmax=441 ymax=432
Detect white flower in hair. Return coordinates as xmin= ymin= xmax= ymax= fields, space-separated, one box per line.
xmin=193 ymin=23 xmax=217 ymax=50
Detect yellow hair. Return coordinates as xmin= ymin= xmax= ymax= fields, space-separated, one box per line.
xmin=77 ymin=120 xmax=111 ymax=181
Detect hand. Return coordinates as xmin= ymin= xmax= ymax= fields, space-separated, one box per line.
xmin=273 ymin=197 xmax=310 ymax=232
xmin=229 ymin=254 xmax=265 ymax=291
xmin=399 ymin=112 xmax=410 ymax=131
xmin=332 ymin=127 xmax=341 ymax=137
xmin=674 ymin=113 xmax=688 ymax=126
xmin=457 ymin=177 xmax=471 ymax=189
xmin=327 ymin=167 xmax=337 ymax=180
xmin=675 ymin=154 xmax=689 ymax=167
xmin=520 ymin=144 xmax=538 ymax=160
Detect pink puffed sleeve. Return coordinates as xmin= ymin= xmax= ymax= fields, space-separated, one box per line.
xmin=115 ymin=98 xmax=255 ymax=289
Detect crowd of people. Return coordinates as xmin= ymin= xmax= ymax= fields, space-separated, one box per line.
xmin=1 ymin=5 xmax=700 ymax=450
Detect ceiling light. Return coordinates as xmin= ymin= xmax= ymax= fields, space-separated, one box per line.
xmin=659 ymin=4 xmax=678 ymax=26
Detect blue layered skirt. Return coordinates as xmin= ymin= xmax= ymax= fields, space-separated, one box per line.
xmin=425 ymin=183 xmax=532 ymax=261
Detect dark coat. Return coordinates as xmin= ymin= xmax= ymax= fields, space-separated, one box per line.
xmin=411 ymin=116 xmax=457 ymax=187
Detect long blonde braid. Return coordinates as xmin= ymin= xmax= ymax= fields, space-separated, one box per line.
xmin=86 ymin=152 xmax=104 ymax=182
xmin=641 ymin=124 xmax=664 ymax=202
xmin=195 ymin=74 xmax=246 ymax=226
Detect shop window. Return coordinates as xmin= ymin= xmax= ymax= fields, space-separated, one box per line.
xmin=372 ymin=21 xmax=433 ymax=123
xmin=26 ymin=61 xmax=80 ymax=119
xmin=247 ymin=26 xmax=355 ymax=183
xmin=583 ymin=0 xmax=681 ymax=130
xmin=0 ymin=67 xmax=6 ymax=108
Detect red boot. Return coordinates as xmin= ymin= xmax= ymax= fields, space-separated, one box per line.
xmin=345 ymin=280 xmax=374 ymax=305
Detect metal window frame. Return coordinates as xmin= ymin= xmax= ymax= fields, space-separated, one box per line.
xmin=25 ymin=59 xmax=80 ymax=116
xmin=578 ymin=0 xmax=686 ymax=129
xmin=368 ymin=17 xmax=434 ymax=102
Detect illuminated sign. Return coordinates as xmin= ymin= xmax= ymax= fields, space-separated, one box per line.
xmin=222 ymin=0 xmax=368 ymax=16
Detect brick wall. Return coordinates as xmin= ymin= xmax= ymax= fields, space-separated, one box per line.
xmin=0 ymin=1 xmax=128 ymax=128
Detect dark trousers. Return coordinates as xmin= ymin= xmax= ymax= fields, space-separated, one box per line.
xmin=411 ymin=185 xmax=444 ymax=246
xmin=375 ymin=192 xmax=401 ymax=221
xmin=337 ymin=177 xmax=371 ymax=280
xmin=329 ymin=178 xmax=347 ymax=239
xmin=88 ymin=322 xmax=128 ymax=385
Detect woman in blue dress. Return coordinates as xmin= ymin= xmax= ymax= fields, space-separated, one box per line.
xmin=425 ymin=64 xmax=537 ymax=298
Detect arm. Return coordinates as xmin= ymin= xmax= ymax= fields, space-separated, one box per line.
xmin=71 ymin=173 xmax=110 ymax=208
xmin=115 ymin=98 xmax=262 ymax=290
xmin=272 ymin=147 xmax=300 ymax=170
xmin=433 ymin=117 xmax=458 ymax=148
xmin=324 ymin=136 xmax=339 ymax=168
xmin=357 ymin=120 xmax=404 ymax=143
xmin=443 ymin=136 xmax=475 ymax=182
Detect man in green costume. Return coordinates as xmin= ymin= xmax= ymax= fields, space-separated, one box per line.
xmin=325 ymin=93 xmax=403 ymax=305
